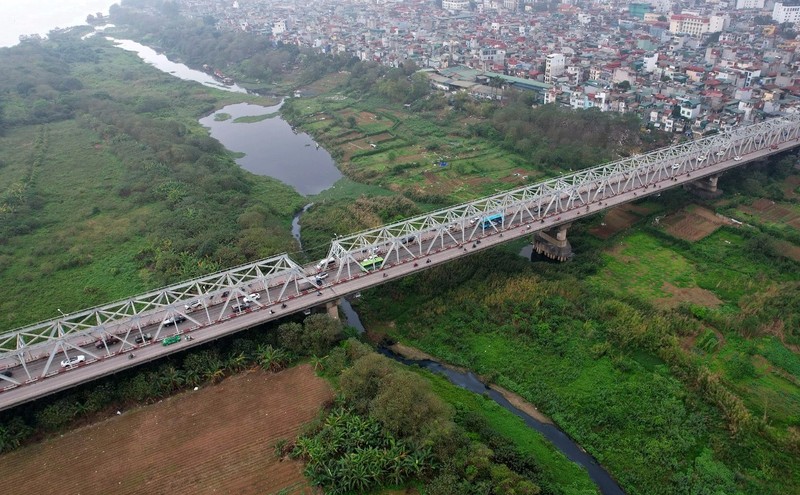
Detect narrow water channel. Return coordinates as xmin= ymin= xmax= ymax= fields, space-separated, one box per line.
xmin=291 ymin=203 xmax=314 ymax=250
xmin=338 ymin=298 xmax=626 ymax=495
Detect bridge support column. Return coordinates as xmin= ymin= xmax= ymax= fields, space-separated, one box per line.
xmin=533 ymin=223 xmax=573 ymax=262
xmin=685 ymin=174 xmax=722 ymax=199
xmin=326 ymin=300 xmax=340 ymax=320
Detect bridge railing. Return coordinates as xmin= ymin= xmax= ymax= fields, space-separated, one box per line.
xmin=0 ymin=254 xmax=322 ymax=375
xmin=326 ymin=114 xmax=800 ymax=271
xmin=2 ymin=114 xmax=799 ymax=372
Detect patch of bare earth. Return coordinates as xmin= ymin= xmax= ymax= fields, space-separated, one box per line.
xmin=590 ymin=203 xmax=653 ymax=239
xmin=654 ymin=281 xmax=723 ymax=309
xmin=0 ymin=365 xmax=332 ymax=495
xmin=774 ymin=240 xmax=800 ymax=262
xmin=741 ymin=198 xmax=800 ymax=229
xmin=661 ymin=205 xmax=730 ymax=241
xmin=781 ymin=176 xmax=800 ymax=200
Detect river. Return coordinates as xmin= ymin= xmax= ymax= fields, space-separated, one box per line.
xmin=108 ymin=33 xmax=622 ymax=493
xmin=108 ymin=38 xmax=249 ymax=94
xmin=338 ymin=298 xmax=625 ymax=495
xmin=108 ymin=37 xmax=342 ymax=195
xmin=1 ymin=0 xmax=117 ymax=47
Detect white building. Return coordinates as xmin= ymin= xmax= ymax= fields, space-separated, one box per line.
xmin=648 ymin=0 xmax=672 ymax=13
xmin=669 ymin=14 xmax=726 ymax=36
xmin=735 ymin=0 xmax=765 ymax=8
xmin=643 ymin=53 xmax=659 ymax=73
xmin=545 ymin=53 xmax=565 ymax=83
xmin=272 ymin=19 xmax=290 ymax=35
xmin=772 ymin=3 xmax=800 ymax=23
xmin=443 ymin=0 xmax=470 ymax=12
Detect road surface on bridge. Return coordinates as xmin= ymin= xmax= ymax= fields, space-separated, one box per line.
xmin=0 ymin=125 xmax=797 ymax=411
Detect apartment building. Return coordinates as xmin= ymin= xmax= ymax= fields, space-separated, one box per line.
xmin=772 ymin=2 xmax=800 ymax=23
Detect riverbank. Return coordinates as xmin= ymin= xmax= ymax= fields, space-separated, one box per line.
xmin=388 ymin=342 xmax=554 ymax=425
xmin=0 ymin=33 xmax=305 ymax=329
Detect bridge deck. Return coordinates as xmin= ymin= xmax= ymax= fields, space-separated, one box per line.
xmin=1 ymin=114 xmax=798 ymax=411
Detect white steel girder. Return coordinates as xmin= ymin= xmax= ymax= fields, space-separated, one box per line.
xmin=0 ymin=254 xmax=319 ymax=376
xmin=326 ymin=114 xmax=800 ymax=271
xmin=2 ymin=114 xmax=799 ymax=377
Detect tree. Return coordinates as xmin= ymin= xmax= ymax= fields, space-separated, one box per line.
xmin=370 ymin=369 xmax=453 ymax=446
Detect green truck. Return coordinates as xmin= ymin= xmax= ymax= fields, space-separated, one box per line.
xmin=162 ymin=335 xmax=182 ymax=346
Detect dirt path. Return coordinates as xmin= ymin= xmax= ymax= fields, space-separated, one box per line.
xmin=0 ymin=365 xmax=332 ymax=495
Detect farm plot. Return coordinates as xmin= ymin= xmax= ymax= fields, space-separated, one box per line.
xmin=589 ymin=203 xmax=654 ymax=239
xmin=0 ymin=365 xmax=332 ymax=495
xmin=740 ymin=198 xmax=800 ymax=229
xmin=660 ymin=205 xmax=730 ymax=242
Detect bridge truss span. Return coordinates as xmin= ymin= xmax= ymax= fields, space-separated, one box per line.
xmin=1 ymin=113 xmax=799 ymax=406
xmin=0 ymin=254 xmax=321 ymax=381
xmin=327 ymin=113 xmax=800 ymax=274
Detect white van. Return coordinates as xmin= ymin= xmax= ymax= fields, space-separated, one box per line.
xmin=315 ymin=257 xmax=336 ymax=271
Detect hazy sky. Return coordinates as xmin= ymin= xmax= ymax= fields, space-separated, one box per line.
xmin=0 ymin=0 xmax=118 ymax=47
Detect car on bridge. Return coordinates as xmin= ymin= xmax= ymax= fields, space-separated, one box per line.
xmin=243 ymin=293 xmax=261 ymax=303
xmin=134 ymin=333 xmax=153 ymax=344
xmin=163 ymin=315 xmax=187 ymax=326
xmin=734 ymin=156 xmax=742 ymax=161
xmin=94 ymin=335 xmax=119 ymax=349
xmin=162 ymin=335 xmax=181 ymax=346
xmin=61 ymin=355 xmax=85 ymax=368
xmin=1 ymin=370 xmax=12 ymax=378
xmin=232 ymin=302 xmax=250 ymax=313
xmin=184 ymin=300 xmax=204 ymax=312
xmin=315 ymin=257 xmax=336 ymax=271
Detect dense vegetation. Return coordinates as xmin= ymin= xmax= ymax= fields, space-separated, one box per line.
xmin=0 ymin=30 xmax=305 ymax=328
xmin=290 ymin=338 xmax=598 ymax=495
xmin=358 ymin=176 xmax=800 ymax=494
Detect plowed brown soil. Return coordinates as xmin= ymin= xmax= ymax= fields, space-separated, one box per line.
xmin=741 ymin=198 xmax=800 ymax=229
xmin=0 ymin=365 xmax=332 ymax=495
xmin=661 ymin=205 xmax=728 ymax=241
xmin=589 ymin=203 xmax=653 ymax=239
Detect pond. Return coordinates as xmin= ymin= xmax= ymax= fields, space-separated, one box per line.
xmin=199 ymin=102 xmax=342 ymax=195
xmin=108 ymin=37 xmax=343 ymax=195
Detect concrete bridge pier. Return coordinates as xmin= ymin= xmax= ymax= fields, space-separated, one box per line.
xmin=685 ymin=174 xmax=722 ymax=199
xmin=533 ymin=223 xmax=573 ymax=262
xmin=326 ymin=300 xmax=340 ymax=320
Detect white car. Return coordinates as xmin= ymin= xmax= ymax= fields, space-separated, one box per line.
xmin=184 ymin=300 xmax=204 ymax=312
xmin=715 ymin=150 xmax=726 ymax=156
xmin=243 ymin=293 xmax=261 ymax=303
xmin=697 ymin=155 xmax=707 ymax=161
xmin=61 ymin=355 xmax=86 ymax=368
xmin=733 ymin=156 xmax=742 ymax=161
xmin=671 ymin=164 xmax=680 ymax=170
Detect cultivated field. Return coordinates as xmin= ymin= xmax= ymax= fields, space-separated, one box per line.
xmin=740 ymin=198 xmax=800 ymax=229
xmin=660 ymin=205 xmax=730 ymax=242
xmin=0 ymin=365 xmax=332 ymax=495
xmin=589 ymin=203 xmax=655 ymax=239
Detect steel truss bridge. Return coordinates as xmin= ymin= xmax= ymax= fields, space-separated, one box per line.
xmin=1 ymin=114 xmax=799 ymax=411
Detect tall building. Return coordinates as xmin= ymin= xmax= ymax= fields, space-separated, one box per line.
xmin=669 ymin=14 xmax=726 ymax=36
xmin=772 ymin=2 xmax=800 ymax=23
xmin=629 ymin=3 xmax=653 ymax=19
xmin=443 ymin=0 xmax=470 ymax=12
xmin=735 ymin=0 xmax=765 ymax=9
xmin=545 ymin=53 xmax=566 ymax=83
